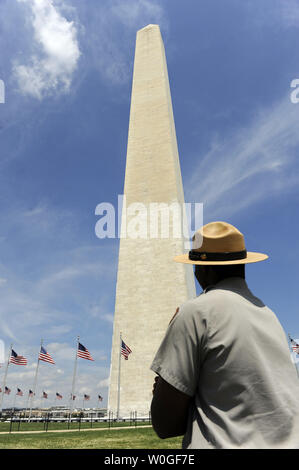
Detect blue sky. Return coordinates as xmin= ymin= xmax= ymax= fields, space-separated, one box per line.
xmin=0 ymin=0 xmax=299 ymax=409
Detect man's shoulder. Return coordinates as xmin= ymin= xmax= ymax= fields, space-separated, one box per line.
xmin=203 ymin=278 xmax=267 ymax=308
xmin=179 ymin=279 xmax=267 ymax=317
xmin=177 ymin=290 xmax=219 ymax=318
xmin=173 ymin=290 xmax=232 ymax=333
xmin=183 ymin=285 xmax=236 ymax=308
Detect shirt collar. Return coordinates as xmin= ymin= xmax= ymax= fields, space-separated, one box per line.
xmin=204 ymin=277 xmax=250 ymax=295
xmin=203 ymin=277 xmax=264 ymax=307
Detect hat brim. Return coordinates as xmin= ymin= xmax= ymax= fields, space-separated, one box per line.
xmin=174 ymin=251 xmax=268 ymax=265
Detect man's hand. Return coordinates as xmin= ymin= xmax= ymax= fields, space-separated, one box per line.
xmin=151 ymin=376 xmax=191 ymax=439
xmin=151 ymin=308 xmax=180 ymax=395
xmin=152 ymin=375 xmax=159 ymax=395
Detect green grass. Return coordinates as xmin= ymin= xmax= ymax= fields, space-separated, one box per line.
xmin=0 ymin=427 xmax=182 ymax=449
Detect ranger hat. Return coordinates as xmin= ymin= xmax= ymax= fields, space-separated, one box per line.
xmin=174 ymin=221 xmax=268 ymax=265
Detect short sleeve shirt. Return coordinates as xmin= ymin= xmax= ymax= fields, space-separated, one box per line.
xmin=150 ymin=277 xmax=299 ymax=449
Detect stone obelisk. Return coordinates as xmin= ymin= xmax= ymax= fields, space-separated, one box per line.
xmin=108 ymin=24 xmax=196 ymax=416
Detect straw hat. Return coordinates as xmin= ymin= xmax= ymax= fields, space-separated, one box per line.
xmin=174 ymin=221 xmax=268 ymax=265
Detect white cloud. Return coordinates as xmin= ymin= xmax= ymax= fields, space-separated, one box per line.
xmin=39 ymin=262 xmax=107 ymax=287
xmin=46 ymin=342 xmax=74 ymax=361
xmin=13 ymin=0 xmax=81 ymax=99
xmin=47 ymin=325 xmax=72 ymax=336
xmin=97 ymin=377 xmax=110 ymax=388
xmin=186 ymin=96 xmax=299 ymax=220
xmin=89 ymin=304 xmax=114 ymax=324
xmin=100 ymin=314 xmax=114 ymax=324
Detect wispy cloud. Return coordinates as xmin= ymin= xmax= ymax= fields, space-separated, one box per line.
xmin=186 ymin=96 xmax=299 ymax=219
xmin=13 ymin=0 xmax=81 ymax=99
xmin=110 ymin=0 xmax=166 ymax=28
xmin=0 ymin=196 xmax=117 ymax=344
xmin=83 ymin=0 xmax=168 ymax=86
xmin=0 ymin=200 xmax=76 ymax=249
xmin=89 ymin=304 xmax=114 ymax=324
xmin=0 ymin=252 xmax=115 ymax=344
xmin=279 ymin=0 xmax=299 ymax=28
xmin=97 ymin=377 xmax=110 ymax=388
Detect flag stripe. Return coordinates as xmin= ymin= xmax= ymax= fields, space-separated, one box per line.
xmin=39 ymin=347 xmax=55 ymax=364
xmin=10 ymin=350 xmax=27 ymax=365
xmin=77 ymin=342 xmax=94 ymax=361
xmin=39 ymin=354 xmax=55 ymax=364
xmin=121 ymin=340 xmax=132 ymax=360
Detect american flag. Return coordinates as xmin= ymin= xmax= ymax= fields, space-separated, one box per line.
xmin=289 ymin=335 xmax=299 ymax=354
xmin=10 ymin=349 xmax=27 ymax=366
xmin=56 ymin=392 xmax=63 ymax=400
xmin=77 ymin=342 xmax=94 ymax=361
xmin=29 ymin=390 xmax=34 ymax=397
xmin=38 ymin=346 xmax=55 ymax=364
xmin=121 ymin=340 xmax=132 ymax=360
xmin=42 ymin=391 xmax=48 ymax=399
xmin=5 ymin=386 xmax=11 ymax=395
xmin=84 ymin=394 xmax=90 ymax=401
xmin=16 ymin=388 xmax=23 ymax=396
xmin=98 ymin=395 xmax=103 ymax=402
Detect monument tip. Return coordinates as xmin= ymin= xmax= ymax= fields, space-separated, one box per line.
xmin=138 ymin=24 xmax=160 ymax=33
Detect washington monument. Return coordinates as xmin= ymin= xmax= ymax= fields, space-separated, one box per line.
xmin=108 ymin=24 xmax=196 ymax=416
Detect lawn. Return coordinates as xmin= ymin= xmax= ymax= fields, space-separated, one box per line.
xmin=0 ymin=427 xmax=182 ymax=449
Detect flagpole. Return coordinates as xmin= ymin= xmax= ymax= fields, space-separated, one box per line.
xmin=25 ymin=392 xmax=30 ymax=418
xmin=0 ymin=343 xmax=12 ymax=413
xmin=117 ymin=332 xmax=122 ymax=420
xmin=12 ymin=390 xmax=17 ymax=413
xmin=29 ymin=339 xmax=43 ymax=421
xmin=69 ymin=336 xmax=79 ymax=420
xmin=288 ymin=333 xmax=299 ymax=379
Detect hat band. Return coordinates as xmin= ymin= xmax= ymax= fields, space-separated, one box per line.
xmin=189 ymin=249 xmax=247 ymax=262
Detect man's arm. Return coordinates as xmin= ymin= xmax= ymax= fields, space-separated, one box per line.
xmin=151 ymin=376 xmax=192 ymax=439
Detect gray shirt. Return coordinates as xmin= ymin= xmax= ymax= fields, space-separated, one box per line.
xmin=150 ymin=277 xmax=299 ymax=448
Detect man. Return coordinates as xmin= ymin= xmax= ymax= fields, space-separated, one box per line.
xmin=150 ymin=221 xmax=299 ymax=449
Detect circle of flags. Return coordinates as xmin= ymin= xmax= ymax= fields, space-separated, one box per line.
xmin=0 ymin=335 xmax=132 ymax=412
xmin=0 ymin=339 xmax=107 ymax=411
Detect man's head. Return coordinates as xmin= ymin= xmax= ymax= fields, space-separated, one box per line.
xmin=174 ymin=222 xmax=268 ymax=277
xmin=194 ymin=264 xmax=245 ymax=291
